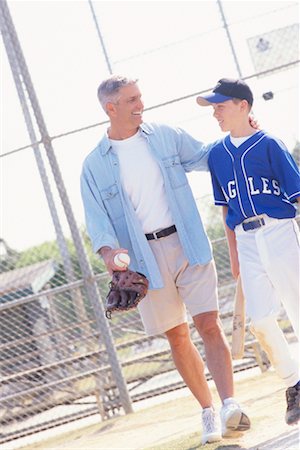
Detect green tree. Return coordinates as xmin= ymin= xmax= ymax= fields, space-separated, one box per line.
xmin=0 ymin=239 xmax=20 ymax=273
xmin=12 ymin=229 xmax=106 ymax=286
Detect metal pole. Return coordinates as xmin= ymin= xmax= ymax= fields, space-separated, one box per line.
xmin=0 ymin=0 xmax=132 ymax=414
xmin=87 ymin=0 xmax=113 ymax=74
xmin=0 ymin=5 xmax=91 ymax=346
xmin=0 ymin=12 xmax=74 ymax=286
xmin=217 ymin=0 xmax=243 ymax=78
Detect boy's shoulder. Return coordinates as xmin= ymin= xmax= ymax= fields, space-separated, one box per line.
xmin=210 ymin=138 xmax=224 ymax=151
xmin=207 ymin=138 xmax=224 ymax=168
xmin=208 ymin=138 xmax=225 ymax=156
xmin=214 ymin=130 xmax=287 ymax=150
xmin=250 ymin=130 xmax=290 ymax=156
xmin=260 ymin=131 xmax=287 ymax=150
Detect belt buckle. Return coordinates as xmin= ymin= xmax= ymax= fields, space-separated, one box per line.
xmin=252 ymin=217 xmax=265 ymax=229
xmin=242 ymin=217 xmax=265 ymax=231
xmin=152 ymin=231 xmax=159 ymax=240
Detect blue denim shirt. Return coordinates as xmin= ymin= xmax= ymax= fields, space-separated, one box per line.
xmin=81 ymin=122 xmax=213 ymax=289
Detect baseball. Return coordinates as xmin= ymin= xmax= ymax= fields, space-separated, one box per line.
xmin=113 ymin=252 xmax=130 ymax=268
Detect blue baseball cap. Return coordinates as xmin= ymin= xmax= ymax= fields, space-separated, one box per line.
xmin=196 ymin=78 xmax=253 ymax=106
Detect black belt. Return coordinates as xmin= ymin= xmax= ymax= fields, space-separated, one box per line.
xmin=146 ymin=225 xmax=177 ymax=240
xmin=242 ymin=218 xmax=265 ymax=231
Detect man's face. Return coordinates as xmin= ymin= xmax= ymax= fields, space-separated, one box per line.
xmin=212 ymin=100 xmax=243 ymax=132
xmin=109 ymin=83 xmax=144 ymax=129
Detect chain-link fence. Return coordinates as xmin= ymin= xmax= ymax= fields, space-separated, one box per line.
xmin=1 ymin=0 xmax=299 ymax=446
xmin=1 ymin=213 xmax=298 ymax=444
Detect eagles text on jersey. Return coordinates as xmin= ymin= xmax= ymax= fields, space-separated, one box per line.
xmin=208 ymin=130 xmax=300 ymax=230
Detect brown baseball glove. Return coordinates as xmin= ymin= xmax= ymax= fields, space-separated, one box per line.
xmin=105 ymin=269 xmax=149 ymax=319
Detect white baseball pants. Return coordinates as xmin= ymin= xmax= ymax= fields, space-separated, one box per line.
xmin=235 ymin=216 xmax=299 ymax=387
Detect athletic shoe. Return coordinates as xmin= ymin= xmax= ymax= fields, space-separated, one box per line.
xmin=220 ymin=402 xmax=251 ymax=437
xmin=201 ymin=407 xmax=222 ymax=444
xmin=285 ymin=384 xmax=300 ymax=425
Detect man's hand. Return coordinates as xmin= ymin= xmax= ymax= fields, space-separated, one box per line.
xmin=99 ymin=246 xmax=129 ymax=275
xmin=249 ymin=114 xmax=260 ymax=130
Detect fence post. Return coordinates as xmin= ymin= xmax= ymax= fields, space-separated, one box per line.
xmin=0 ymin=0 xmax=133 ymax=415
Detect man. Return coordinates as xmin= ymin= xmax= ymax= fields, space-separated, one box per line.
xmin=81 ymin=75 xmax=251 ymax=444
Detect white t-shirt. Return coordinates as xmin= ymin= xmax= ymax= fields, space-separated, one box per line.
xmin=110 ymin=130 xmax=174 ymax=234
xmin=230 ymin=131 xmax=259 ymax=147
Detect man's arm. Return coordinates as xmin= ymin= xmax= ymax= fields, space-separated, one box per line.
xmin=249 ymin=114 xmax=260 ymax=130
xmin=80 ymin=167 xmax=119 ymax=252
xmin=222 ymin=206 xmax=240 ymax=279
xmin=163 ymin=125 xmax=211 ymax=172
xmin=81 ymin=168 xmax=131 ymax=274
xmin=176 ymin=115 xmax=259 ymax=172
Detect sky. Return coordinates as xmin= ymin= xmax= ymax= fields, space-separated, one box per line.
xmin=1 ymin=0 xmax=299 ymax=252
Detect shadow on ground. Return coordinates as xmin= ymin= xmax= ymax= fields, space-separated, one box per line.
xmin=215 ymin=445 xmax=247 ymax=450
xmin=212 ymin=428 xmax=299 ymax=450
xmin=249 ymin=428 xmax=299 ymax=450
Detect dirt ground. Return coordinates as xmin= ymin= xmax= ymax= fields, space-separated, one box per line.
xmin=14 ymin=368 xmax=299 ymax=450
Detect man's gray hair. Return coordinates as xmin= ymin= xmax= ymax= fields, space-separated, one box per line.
xmin=97 ymin=75 xmax=138 ymax=112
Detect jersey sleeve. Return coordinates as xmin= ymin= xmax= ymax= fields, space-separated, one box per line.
xmin=268 ymin=138 xmax=300 ymax=201
xmin=208 ymin=155 xmax=228 ymax=206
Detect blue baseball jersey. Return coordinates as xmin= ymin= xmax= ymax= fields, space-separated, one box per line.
xmin=208 ymin=130 xmax=300 ymax=230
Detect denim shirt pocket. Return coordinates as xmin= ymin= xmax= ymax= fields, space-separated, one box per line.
xmin=100 ymin=184 xmax=124 ymax=221
xmin=162 ymin=155 xmax=188 ymax=188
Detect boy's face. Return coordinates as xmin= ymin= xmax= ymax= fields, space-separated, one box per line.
xmin=212 ymin=100 xmax=246 ymax=132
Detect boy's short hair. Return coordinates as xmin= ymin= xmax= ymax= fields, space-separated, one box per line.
xmin=196 ymin=78 xmax=253 ymax=107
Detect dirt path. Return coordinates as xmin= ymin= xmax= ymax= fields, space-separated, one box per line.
xmin=15 ymin=368 xmax=299 ymax=450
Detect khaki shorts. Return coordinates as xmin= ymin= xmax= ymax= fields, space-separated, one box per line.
xmin=138 ymin=232 xmax=218 ymax=336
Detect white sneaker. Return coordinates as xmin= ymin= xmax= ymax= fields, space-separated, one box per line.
xmin=220 ymin=401 xmax=251 ymax=437
xmin=201 ymin=407 xmax=222 ymax=445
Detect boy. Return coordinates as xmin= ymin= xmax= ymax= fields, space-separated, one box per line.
xmin=196 ymin=78 xmax=300 ymax=425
